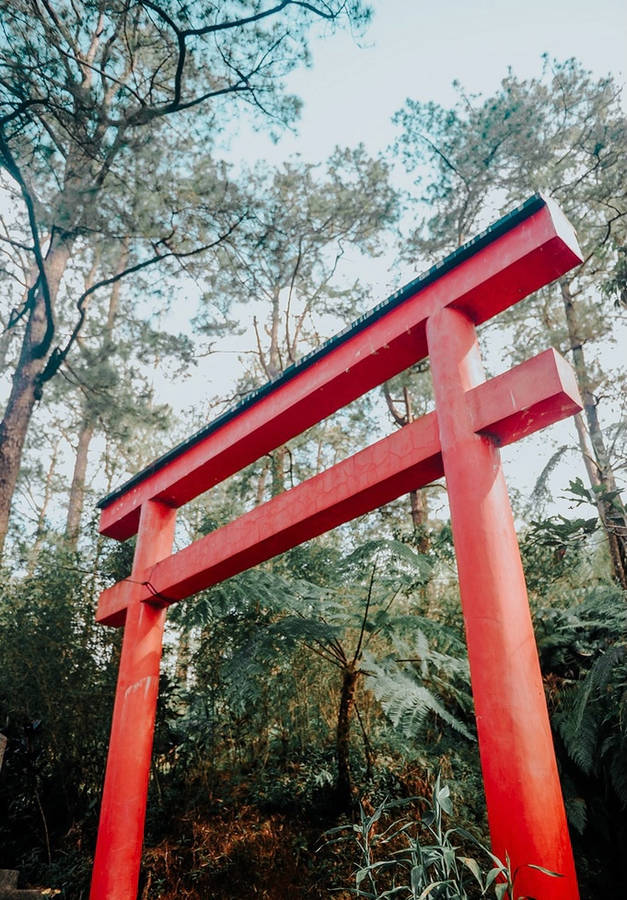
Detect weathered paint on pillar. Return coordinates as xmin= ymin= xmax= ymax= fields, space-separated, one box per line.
xmin=90 ymin=499 xmax=176 ymax=900
xmin=426 ymin=307 xmax=578 ymax=899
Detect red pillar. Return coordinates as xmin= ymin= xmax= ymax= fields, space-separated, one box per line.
xmin=90 ymin=500 xmax=177 ymax=900
xmin=426 ymin=308 xmax=578 ymax=899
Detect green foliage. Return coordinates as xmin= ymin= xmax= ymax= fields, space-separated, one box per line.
xmin=565 ymin=476 xmax=624 ymax=516
xmin=555 ymin=643 xmax=626 ymax=782
xmin=532 ymin=581 xmax=626 ymax=857
xmin=393 ymin=56 xmax=627 ymax=589
xmin=394 ymin=57 xmax=626 ymax=277
xmin=602 ymin=246 xmax=627 ymax=308
xmin=366 ymin=658 xmax=474 ymax=744
xmin=163 ymin=538 xmax=471 ymax=820
xmin=0 ymin=517 xmax=624 ymax=897
xmin=0 ymin=544 xmax=119 ymax=885
xmin=326 ymin=775 xmax=563 ymax=899
xmin=520 ymin=513 xmax=598 ymax=593
xmin=534 ymin=583 xmax=625 ymax=673
xmin=1 ymin=9 xmax=624 ymax=895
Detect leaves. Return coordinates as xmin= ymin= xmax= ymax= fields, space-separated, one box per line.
xmin=332 ymin=776 xmax=565 ymax=899
xmin=368 ymin=658 xmax=474 ymax=742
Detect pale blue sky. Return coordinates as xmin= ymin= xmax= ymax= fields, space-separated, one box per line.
xmin=226 ymin=0 xmax=626 ymax=165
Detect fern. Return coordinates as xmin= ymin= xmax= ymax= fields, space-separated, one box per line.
xmin=555 ymin=642 xmax=627 ymax=799
xmin=341 ymin=538 xmax=432 ymax=580
xmin=270 ymin=614 xmax=341 ymax=642
xmin=535 ymin=584 xmax=627 ymax=673
xmin=527 ymin=444 xmax=573 ymax=516
xmin=555 ymin=679 xmax=600 ymax=774
xmin=564 ymin=795 xmax=588 ymax=836
xmin=367 ymin=657 xmax=475 ymax=742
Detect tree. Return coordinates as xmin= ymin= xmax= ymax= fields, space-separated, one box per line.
xmin=196 ymin=147 xmax=398 ymax=497
xmin=393 ymin=57 xmax=627 ymax=586
xmin=381 ymin=361 xmax=436 ymax=545
xmin=0 ymin=0 xmax=369 ymax=556
xmin=59 ymin=247 xmax=199 ymax=547
xmin=197 ymin=539 xmax=475 ymax=811
xmin=0 ymin=543 xmax=121 ymax=884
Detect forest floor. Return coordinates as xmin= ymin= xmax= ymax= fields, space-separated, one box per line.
xmin=139 ymin=803 xmax=356 ymax=899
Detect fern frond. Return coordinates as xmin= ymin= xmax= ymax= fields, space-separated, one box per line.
xmin=555 ymin=680 xmax=600 ymax=774
xmin=564 ymin=797 xmax=587 ymax=835
xmin=268 ymin=615 xmax=342 ymax=646
xmin=369 ymin=663 xmax=475 ymax=741
xmin=555 ymin=643 xmax=626 ymax=775
xmin=526 ymin=444 xmax=572 ymax=516
xmin=606 ymin=735 xmax=627 ymax=804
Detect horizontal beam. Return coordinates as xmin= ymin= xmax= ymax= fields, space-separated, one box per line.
xmin=97 ymin=349 xmax=582 ymax=627
xmin=99 ymin=198 xmax=582 ymax=540
xmin=468 ymin=348 xmax=582 ymax=445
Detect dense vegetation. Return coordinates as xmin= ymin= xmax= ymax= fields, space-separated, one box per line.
xmin=0 ymin=3 xmax=625 ymax=898
xmin=1 ymin=518 xmax=625 ymax=897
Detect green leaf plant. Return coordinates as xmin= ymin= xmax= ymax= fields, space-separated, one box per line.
xmin=325 ymin=774 xmax=563 ymax=899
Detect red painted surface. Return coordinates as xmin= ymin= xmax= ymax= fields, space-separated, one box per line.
xmin=426 ymin=308 xmax=579 ymax=899
xmin=91 ymin=199 xmax=585 ymax=899
xmin=90 ymin=501 xmax=176 ymax=900
xmin=96 ymin=348 xmax=581 ymax=628
xmin=99 ymin=200 xmax=580 ymax=541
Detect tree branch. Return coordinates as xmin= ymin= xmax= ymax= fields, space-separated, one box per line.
xmin=0 ymin=126 xmax=53 ymax=358
xmin=37 ymin=213 xmax=247 ymax=387
xmin=352 ymin=562 xmax=376 ymax=665
xmin=382 ymin=381 xmax=406 ymax=427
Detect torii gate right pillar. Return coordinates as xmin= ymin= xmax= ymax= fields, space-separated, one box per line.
xmin=427 ymin=307 xmax=578 ymax=899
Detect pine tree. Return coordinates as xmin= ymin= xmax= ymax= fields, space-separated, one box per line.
xmin=393 ymin=57 xmax=627 ymax=585
xmin=0 ymin=0 xmax=369 ymax=556
xmin=196 ymin=149 xmax=398 ymax=497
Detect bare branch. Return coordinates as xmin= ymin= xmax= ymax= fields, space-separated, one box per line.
xmin=0 ymin=126 xmax=53 ymax=358
xmin=285 ymin=237 xmax=303 ymax=362
xmin=382 ymin=381 xmax=406 ymax=427
xmin=352 ymin=562 xmax=377 ymax=666
xmin=37 ymin=213 xmax=247 ymax=388
xmin=253 ymin=315 xmax=272 ymax=379
xmin=141 ymin=0 xmax=326 ymax=42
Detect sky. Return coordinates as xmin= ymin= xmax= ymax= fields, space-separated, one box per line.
xmin=225 ymin=0 xmax=626 ymax=167
xmin=209 ymin=0 xmax=626 ymax=302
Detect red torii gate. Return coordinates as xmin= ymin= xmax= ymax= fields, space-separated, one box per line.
xmin=90 ymin=194 xmax=583 ymax=899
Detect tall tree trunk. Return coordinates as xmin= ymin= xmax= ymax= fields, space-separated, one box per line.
xmin=255 ymin=457 xmax=271 ymax=505
xmin=383 ymin=381 xmax=431 ymax=548
xmin=28 ymin=443 xmax=59 ymax=572
xmin=64 ymin=239 xmax=126 ymax=548
xmin=336 ymin=663 xmax=358 ymax=809
xmin=409 ymin=488 xmax=431 ymax=554
xmin=65 ymin=416 xmax=95 ymax=548
xmin=354 ymin=702 xmax=374 ymax=780
xmin=271 ymin=444 xmax=286 ymax=496
xmin=174 ymin=627 xmax=193 ymax=688
xmin=402 ymin=387 xmax=430 ymax=549
xmin=561 ymin=281 xmax=627 ymax=587
xmin=0 ymin=238 xmax=73 ymax=558
xmin=573 ymin=413 xmax=627 ymax=589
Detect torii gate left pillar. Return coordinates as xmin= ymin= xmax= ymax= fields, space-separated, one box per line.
xmin=90 ymin=195 xmax=582 ymax=900
xmin=90 ymin=501 xmax=176 ymax=896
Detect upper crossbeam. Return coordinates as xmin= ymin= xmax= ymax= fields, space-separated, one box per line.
xmin=98 ymin=195 xmax=581 ymax=541
xmin=96 ymin=348 xmax=581 ymax=627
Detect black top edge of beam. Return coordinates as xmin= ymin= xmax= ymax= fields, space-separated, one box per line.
xmin=97 ymin=192 xmax=547 ymax=510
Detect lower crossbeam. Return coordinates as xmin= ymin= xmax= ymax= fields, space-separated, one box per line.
xmin=97 ymin=348 xmax=580 ymax=627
